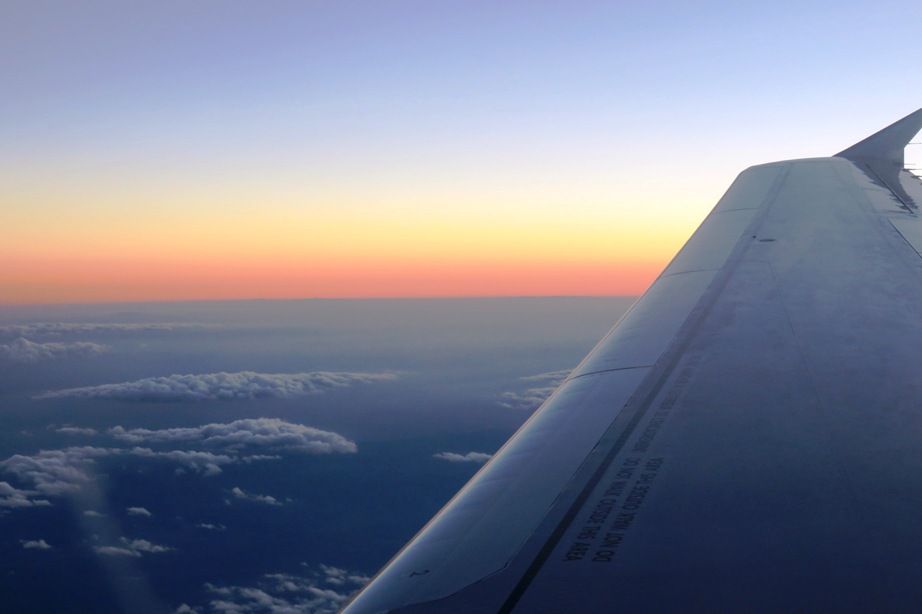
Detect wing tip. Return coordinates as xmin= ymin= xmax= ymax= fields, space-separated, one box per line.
xmin=836 ymin=107 xmax=922 ymax=166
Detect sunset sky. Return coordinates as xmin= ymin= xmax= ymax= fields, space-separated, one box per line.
xmin=3 ymin=0 xmax=920 ymax=304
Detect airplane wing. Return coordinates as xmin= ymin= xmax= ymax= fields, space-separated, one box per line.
xmin=346 ymin=108 xmax=922 ymax=612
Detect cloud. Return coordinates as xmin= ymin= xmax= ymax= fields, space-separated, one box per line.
xmin=109 ymin=418 xmax=357 ymax=455
xmin=37 ymin=371 xmax=396 ymax=402
xmin=55 ymin=426 xmax=98 ymax=436
xmin=230 ymin=487 xmax=282 ymax=507
xmin=498 ymin=368 xmax=571 ymax=410
xmin=433 ymin=451 xmax=492 ymax=464
xmin=1 ymin=447 xmax=113 ymax=496
xmin=196 ymin=523 xmax=226 ymax=531
xmin=126 ymin=506 xmax=152 ymax=517
xmin=0 ymin=446 xmax=242 ymax=507
xmin=0 ymin=481 xmax=51 ymax=509
xmin=128 ymin=448 xmax=236 ymax=477
xmin=94 ymin=537 xmax=172 ymax=557
xmin=0 ymin=322 xmax=212 ymax=337
xmin=198 ymin=564 xmax=369 ymax=614
xmin=0 ymin=338 xmax=108 ymax=364
xmin=316 ymin=564 xmax=370 ymax=587
xmin=21 ymin=539 xmax=52 ymax=550
xmin=1 ymin=418 xmax=355 ymax=510
xmin=83 ymin=510 xmax=105 ymax=518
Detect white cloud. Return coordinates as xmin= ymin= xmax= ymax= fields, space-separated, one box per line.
xmin=230 ymin=487 xmax=282 ymax=507
xmin=1 ymin=446 xmax=113 ymax=496
xmin=198 ymin=564 xmax=369 ymax=614
xmin=0 ymin=338 xmax=108 ymax=364
xmin=94 ymin=537 xmax=172 ymax=558
xmin=55 ymin=426 xmax=98 ymax=436
xmin=128 ymin=448 xmax=236 ymax=477
xmin=21 ymin=539 xmax=52 ymax=550
xmin=0 ymin=446 xmax=243 ymax=507
xmin=37 ymin=371 xmax=396 ymax=402
xmin=0 ymin=481 xmax=51 ymax=509
xmin=83 ymin=510 xmax=105 ymax=518
xmin=109 ymin=418 xmax=357 ymax=455
xmin=1 ymin=417 xmax=356 ymax=510
xmin=499 ymin=368 xmax=571 ymax=410
xmin=196 ymin=523 xmax=226 ymax=531
xmin=433 ymin=451 xmax=492 ymax=464
xmin=123 ymin=538 xmax=172 ymax=553
xmin=316 ymin=564 xmax=370 ymax=587
xmin=126 ymin=506 xmax=152 ymax=517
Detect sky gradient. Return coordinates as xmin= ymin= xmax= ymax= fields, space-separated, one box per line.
xmin=3 ymin=0 xmax=921 ymax=303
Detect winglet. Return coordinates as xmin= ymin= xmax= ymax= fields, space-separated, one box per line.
xmin=836 ymin=108 xmax=922 ymax=166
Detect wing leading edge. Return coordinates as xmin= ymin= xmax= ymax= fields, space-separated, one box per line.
xmin=346 ymin=108 xmax=922 ymax=613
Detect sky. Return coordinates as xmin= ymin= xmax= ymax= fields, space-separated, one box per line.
xmin=2 ymin=0 xmax=922 ymax=303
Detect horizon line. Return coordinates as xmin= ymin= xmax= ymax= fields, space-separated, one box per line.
xmin=0 ymin=293 xmax=643 ymax=309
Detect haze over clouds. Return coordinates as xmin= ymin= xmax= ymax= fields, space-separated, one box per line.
xmin=0 ymin=338 xmax=108 ymax=364
xmin=0 ymin=323 xmax=212 ymax=337
xmin=37 ymin=371 xmax=397 ymax=402
xmin=109 ymin=418 xmax=357 ymax=454
xmin=498 ymin=369 xmax=571 ymax=410
xmin=433 ymin=451 xmax=492 ymax=464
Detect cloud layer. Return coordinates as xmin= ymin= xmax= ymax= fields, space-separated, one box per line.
xmin=433 ymin=451 xmax=492 ymax=464
xmin=37 ymin=370 xmax=396 ymax=402
xmin=0 ymin=338 xmax=108 ymax=364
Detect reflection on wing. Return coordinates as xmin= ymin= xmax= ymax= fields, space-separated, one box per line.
xmin=346 ymin=108 xmax=922 ymax=613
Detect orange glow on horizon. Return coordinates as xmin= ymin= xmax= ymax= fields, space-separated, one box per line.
xmin=2 ymin=195 xmax=696 ymax=305
xmin=1 ymin=254 xmax=663 ymax=304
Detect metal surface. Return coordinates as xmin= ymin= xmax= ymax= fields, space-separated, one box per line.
xmin=345 ymin=108 xmax=922 ymax=613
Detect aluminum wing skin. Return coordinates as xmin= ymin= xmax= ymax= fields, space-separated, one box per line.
xmin=346 ymin=108 xmax=922 ymax=612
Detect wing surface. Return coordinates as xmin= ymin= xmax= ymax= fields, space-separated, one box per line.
xmin=346 ymin=108 xmax=922 ymax=612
